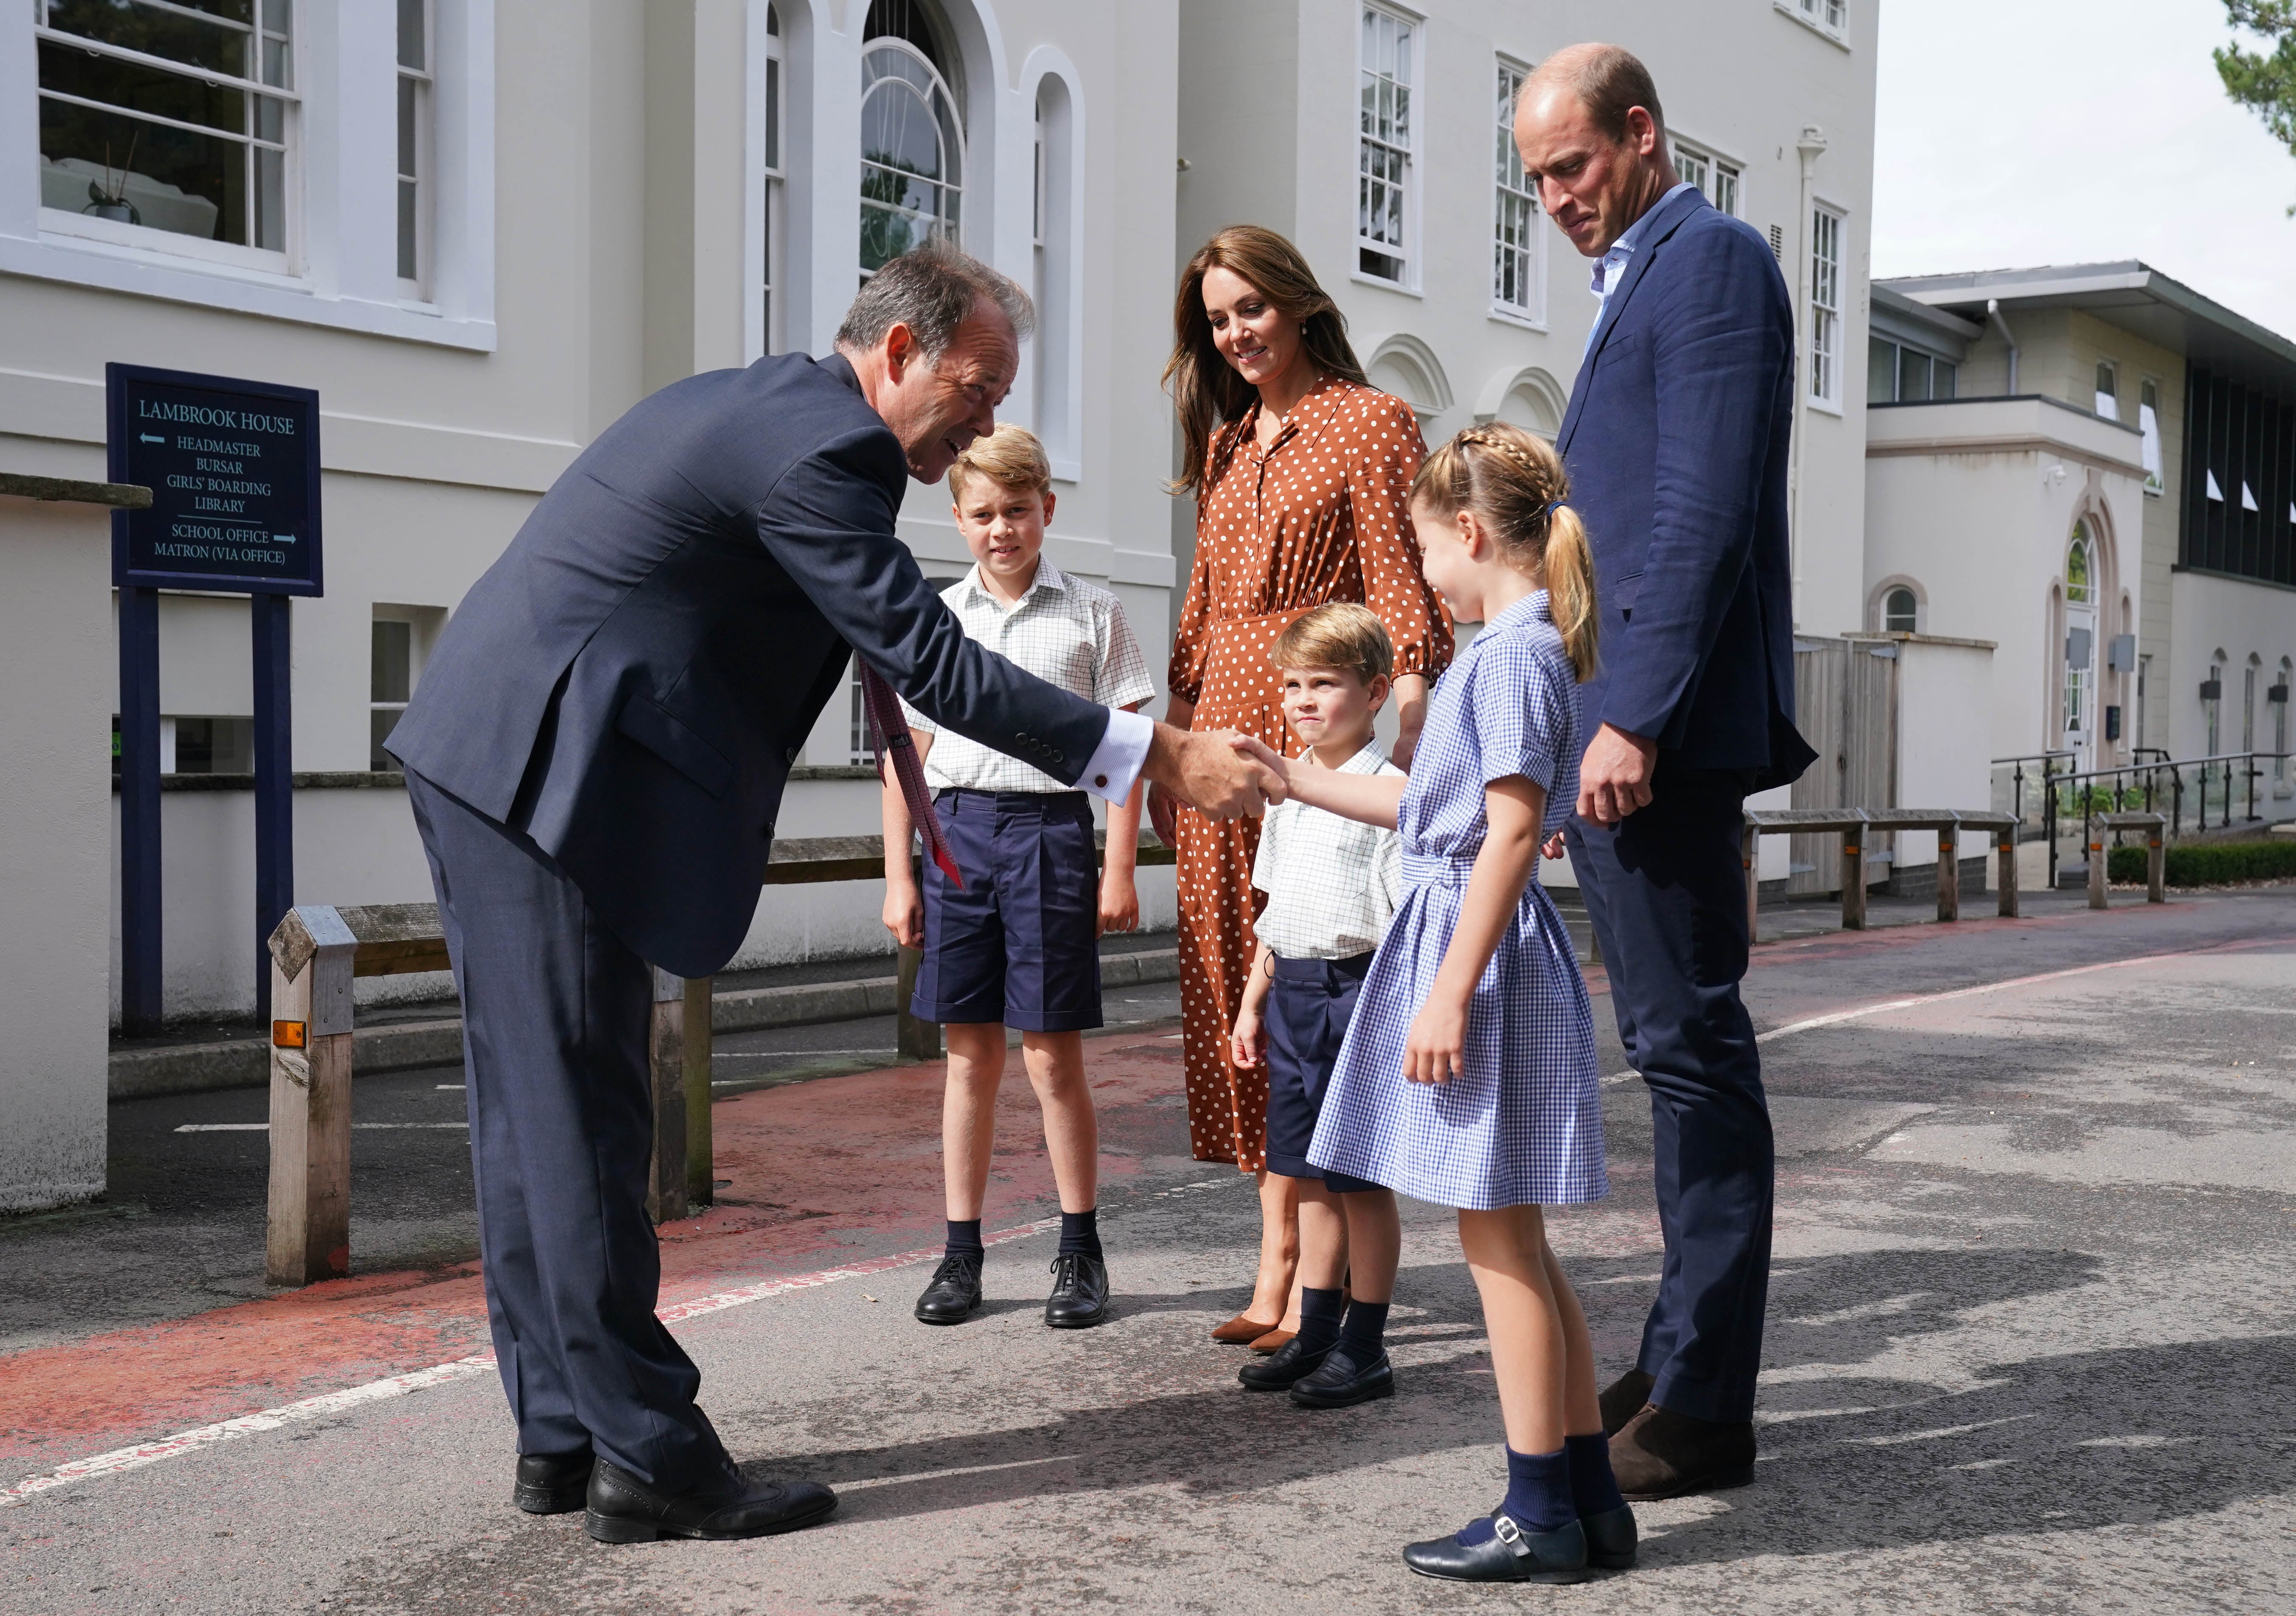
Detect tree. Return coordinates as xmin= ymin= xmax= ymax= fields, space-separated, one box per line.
xmin=2218 ymin=1 xmax=2296 ymax=210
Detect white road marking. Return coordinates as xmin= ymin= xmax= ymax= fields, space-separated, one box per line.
xmin=0 ymin=1176 xmax=1246 ymax=1509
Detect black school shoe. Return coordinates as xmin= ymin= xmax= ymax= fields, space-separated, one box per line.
xmin=1044 ymin=1252 xmax=1109 ymax=1328
xmin=1286 ymin=1343 xmax=1394 ymax=1408
xmin=1238 ymin=1333 xmax=1332 ymax=1391
xmin=1402 ymin=1513 xmax=1589 ymax=1585
xmin=1582 ymin=1503 xmax=1639 ymax=1570
xmin=585 ymin=1458 xmax=837 ymax=1544
xmin=914 ymin=1252 xmax=984 ymax=1325
xmin=512 ymin=1450 xmax=593 ymax=1514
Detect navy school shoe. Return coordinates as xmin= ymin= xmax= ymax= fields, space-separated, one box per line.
xmin=1402 ymin=1512 xmax=1589 ymax=1585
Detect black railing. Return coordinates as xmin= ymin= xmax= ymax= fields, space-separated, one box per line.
xmin=2019 ymin=752 xmax=2293 ymax=887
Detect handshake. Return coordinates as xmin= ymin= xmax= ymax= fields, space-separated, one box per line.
xmin=1141 ymin=724 xmax=1295 ymax=842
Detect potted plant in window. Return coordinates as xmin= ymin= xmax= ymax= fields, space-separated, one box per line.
xmin=83 ymin=135 xmax=141 ymax=226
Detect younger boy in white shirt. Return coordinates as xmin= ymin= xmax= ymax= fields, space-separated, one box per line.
xmin=1230 ymin=604 xmax=1407 ymax=1407
xmin=882 ymin=424 xmax=1154 ymax=1330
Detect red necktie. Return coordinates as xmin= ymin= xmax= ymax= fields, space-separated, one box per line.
xmin=859 ymin=663 xmax=965 ymax=887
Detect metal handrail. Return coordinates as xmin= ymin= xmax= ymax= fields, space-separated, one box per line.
xmin=2026 ymin=751 xmax=2292 ymax=887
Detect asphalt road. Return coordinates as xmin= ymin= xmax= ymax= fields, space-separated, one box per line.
xmin=4 ymin=888 xmax=2294 ymax=1613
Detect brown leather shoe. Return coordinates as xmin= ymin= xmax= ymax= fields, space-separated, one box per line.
xmin=1249 ymin=1327 xmax=1297 ymax=1354
xmin=1599 ymin=1368 xmax=1655 ymax=1436
xmin=1212 ymin=1313 xmax=1280 ymax=1345
xmin=1608 ymin=1404 xmax=1756 ymax=1500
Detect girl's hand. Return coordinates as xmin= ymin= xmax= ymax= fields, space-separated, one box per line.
xmin=1098 ymin=870 xmax=1140 ymax=936
xmin=1230 ymin=1008 xmax=1265 ymax=1071
xmin=1542 ymin=832 xmax=1566 ymax=859
xmin=1402 ymin=995 xmax=1468 ymax=1084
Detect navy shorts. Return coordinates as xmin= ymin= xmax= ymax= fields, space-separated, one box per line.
xmin=911 ymin=789 xmax=1103 ymax=1032
xmin=1263 ymin=952 xmax=1382 ymax=1194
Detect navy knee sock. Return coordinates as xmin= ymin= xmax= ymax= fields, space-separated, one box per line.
xmin=1457 ymin=1446 xmax=1575 ymax=1543
xmin=945 ymin=1218 xmax=984 ymax=1260
xmin=1057 ymin=1208 xmax=1102 ymax=1260
xmin=1296 ymin=1286 xmax=1345 ymax=1354
xmin=1566 ymin=1431 xmax=1626 ymax=1517
xmin=1337 ymin=1299 xmax=1390 ymax=1360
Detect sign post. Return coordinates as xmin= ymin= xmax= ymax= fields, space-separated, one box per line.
xmin=108 ymin=365 xmax=322 ymax=1029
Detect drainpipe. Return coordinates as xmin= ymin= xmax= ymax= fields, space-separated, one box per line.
xmin=1987 ymin=298 xmax=2020 ymax=395
xmin=1787 ymin=126 xmax=1828 ymax=618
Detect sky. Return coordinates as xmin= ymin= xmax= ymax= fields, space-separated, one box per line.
xmin=1871 ymin=0 xmax=2296 ymax=337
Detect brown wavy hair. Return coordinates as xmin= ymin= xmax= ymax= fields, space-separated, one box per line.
xmin=1411 ymin=424 xmax=1600 ymax=683
xmin=1162 ymin=226 xmax=1370 ymax=495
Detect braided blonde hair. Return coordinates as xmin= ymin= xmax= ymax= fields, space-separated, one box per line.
xmin=1410 ymin=424 xmax=1598 ymax=682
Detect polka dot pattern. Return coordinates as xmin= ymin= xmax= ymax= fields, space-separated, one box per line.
xmin=1166 ymin=375 xmax=1453 ymax=1170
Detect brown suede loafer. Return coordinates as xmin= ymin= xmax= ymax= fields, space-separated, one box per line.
xmin=1599 ymin=1368 xmax=1655 ymax=1436
xmin=1608 ymin=1404 xmax=1756 ymax=1500
xmin=1211 ymin=1313 xmax=1280 ymax=1345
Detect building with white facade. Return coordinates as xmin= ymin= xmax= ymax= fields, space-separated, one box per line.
xmin=0 ymin=0 xmax=1881 ymax=1208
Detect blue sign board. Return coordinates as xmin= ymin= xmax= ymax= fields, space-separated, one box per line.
xmin=107 ymin=363 xmax=322 ymax=596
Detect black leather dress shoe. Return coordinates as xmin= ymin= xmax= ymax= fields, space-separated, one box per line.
xmin=512 ymin=1450 xmax=593 ymax=1515
xmin=1287 ymin=1343 xmax=1394 ymax=1409
xmin=1599 ymin=1367 xmax=1655 ymax=1435
xmin=1402 ymin=1513 xmax=1588 ymax=1584
xmin=1043 ymin=1252 xmax=1109 ymax=1328
xmin=584 ymin=1458 xmax=837 ymax=1544
xmin=1609 ymin=1403 xmax=1756 ymax=1500
xmin=1237 ymin=1333 xmax=1331 ymax=1391
xmin=1582 ymin=1503 xmax=1639 ymax=1569
xmin=914 ymin=1252 xmax=984 ymax=1325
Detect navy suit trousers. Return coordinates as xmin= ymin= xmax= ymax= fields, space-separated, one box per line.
xmin=407 ymin=770 xmax=728 ymax=1486
xmin=1565 ymin=768 xmax=1772 ymax=1424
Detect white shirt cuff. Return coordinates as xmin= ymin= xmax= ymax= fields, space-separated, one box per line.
xmin=1079 ymin=707 xmax=1154 ymax=803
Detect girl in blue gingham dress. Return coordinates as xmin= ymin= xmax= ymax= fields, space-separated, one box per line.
xmin=1239 ymin=424 xmax=1631 ymax=1586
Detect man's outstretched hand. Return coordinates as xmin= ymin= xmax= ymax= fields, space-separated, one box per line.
xmin=1576 ymin=723 xmax=1657 ymax=826
xmin=1146 ymin=723 xmax=1283 ymax=820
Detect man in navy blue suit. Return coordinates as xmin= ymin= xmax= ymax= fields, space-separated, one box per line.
xmin=387 ymin=244 xmax=1278 ymax=1543
xmin=1516 ymin=45 xmax=1816 ymax=1500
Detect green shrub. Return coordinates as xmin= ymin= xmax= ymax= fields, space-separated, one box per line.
xmin=2107 ymin=839 xmax=2296 ymax=885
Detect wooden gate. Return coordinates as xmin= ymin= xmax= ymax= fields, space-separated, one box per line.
xmin=1789 ymin=638 xmax=1899 ymax=895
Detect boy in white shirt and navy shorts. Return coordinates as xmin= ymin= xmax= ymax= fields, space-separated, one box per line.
xmin=1230 ymin=604 xmax=1408 ymax=1408
xmin=881 ymin=424 xmax=1155 ymax=1331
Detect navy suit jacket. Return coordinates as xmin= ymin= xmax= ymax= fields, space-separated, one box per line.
xmin=387 ymin=353 xmax=1114 ymax=978
xmin=1559 ymin=187 xmax=1816 ymax=790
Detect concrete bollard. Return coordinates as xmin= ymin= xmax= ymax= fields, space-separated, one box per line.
xmin=1841 ymin=831 xmax=1867 ymax=930
xmin=2088 ymin=831 xmax=2108 ymax=910
xmin=2147 ymin=832 xmax=2166 ymax=903
xmin=1936 ymin=824 xmax=1960 ymax=922
xmin=1997 ymin=824 xmax=2020 ymax=918
xmin=266 ymin=906 xmax=357 ymax=1286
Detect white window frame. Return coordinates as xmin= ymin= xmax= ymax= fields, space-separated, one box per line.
xmin=759 ymin=4 xmax=786 ymax=357
xmin=1489 ymin=55 xmax=1544 ymax=328
xmin=0 ymin=2 xmax=498 ymax=349
xmin=397 ymin=0 xmax=435 ymax=297
xmin=1354 ymin=3 xmax=1421 ymax=293
xmin=1023 ymin=53 xmax=1085 ymax=481
xmin=1776 ymin=0 xmax=1851 ymax=45
xmin=2094 ymin=359 xmax=2120 ymax=423
xmin=2138 ymin=377 xmax=2164 ymax=496
xmin=1670 ymin=136 xmax=1741 ymax=218
xmin=1807 ymin=201 xmax=1845 ymax=413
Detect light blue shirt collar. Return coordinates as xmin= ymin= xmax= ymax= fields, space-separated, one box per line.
xmin=1584 ymin=181 xmax=1700 ymax=357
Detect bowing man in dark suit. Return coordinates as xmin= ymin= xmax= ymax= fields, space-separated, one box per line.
xmin=386 ymin=243 xmax=1279 ymax=1543
xmin=1514 ymin=47 xmax=1817 ymax=1500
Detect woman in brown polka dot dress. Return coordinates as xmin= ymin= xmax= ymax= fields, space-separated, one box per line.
xmin=1151 ymin=226 xmax=1452 ymax=1345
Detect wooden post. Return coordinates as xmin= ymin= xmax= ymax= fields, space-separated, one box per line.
xmin=684 ymin=975 xmax=714 ymax=1209
xmin=266 ymin=905 xmax=355 ymax=1286
xmin=2147 ymin=826 xmax=2166 ymax=903
xmin=895 ymin=943 xmax=941 ymax=1060
xmin=1840 ymin=825 xmax=1867 ymax=930
xmin=1741 ymin=819 xmax=1761 ymax=944
xmin=2087 ymin=828 xmax=2108 ymax=910
xmin=646 ymin=967 xmax=688 ymax=1224
xmin=1997 ymin=823 xmax=2020 ymax=918
xmin=1936 ymin=822 xmax=1960 ymax=923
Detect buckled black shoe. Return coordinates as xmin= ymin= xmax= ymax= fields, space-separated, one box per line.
xmin=512 ymin=1449 xmax=593 ymax=1514
xmin=1044 ymin=1252 xmax=1109 ymax=1328
xmin=1582 ymin=1503 xmax=1639 ymax=1570
xmin=1237 ymin=1333 xmax=1332 ymax=1392
xmin=584 ymin=1458 xmax=838 ymax=1544
xmin=914 ymin=1252 xmax=984 ymax=1325
xmin=1286 ymin=1343 xmax=1394 ymax=1409
xmin=1402 ymin=1513 xmax=1589 ymax=1585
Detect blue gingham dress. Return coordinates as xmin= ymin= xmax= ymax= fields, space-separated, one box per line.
xmin=1307 ymin=590 xmax=1607 ymax=1210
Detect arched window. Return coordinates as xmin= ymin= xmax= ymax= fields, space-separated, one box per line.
xmin=2065 ymin=525 xmax=2093 ymax=605
xmin=859 ymin=0 xmax=965 ymax=281
xmin=2206 ymin=651 xmax=2227 ymax=756
xmin=760 ymin=4 xmax=785 ymax=355
xmin=2273 ymin=658 xmax=2290 ymax=783
xmin=1030 ymin=69 xmax=1080 ymax=472
xmin=2062 ymin=525 xmax=2098 ymax=756
xmin=1882 ymin=586 xmax=1918 ymax=633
